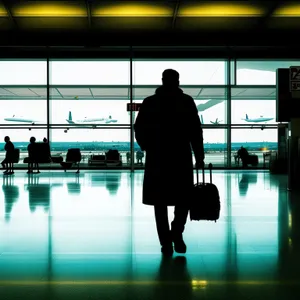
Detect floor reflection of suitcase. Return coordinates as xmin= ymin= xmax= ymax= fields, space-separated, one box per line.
xmin=190 ymin=163 xmax=220 ymax=222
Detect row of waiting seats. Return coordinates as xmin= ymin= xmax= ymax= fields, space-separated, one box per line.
xmin=88 ymin=150 xmax=122 ymax=166
xmin=8 ymin=143 xmax=82 ymax=173
xmin=6 ymin=144 xmax=123 ymax=173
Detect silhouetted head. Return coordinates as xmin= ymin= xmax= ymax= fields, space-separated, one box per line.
xmin=162 ymin=69 xmax=179 ymax=88
xmin=30 ymin=137 xmax=36 ymax=143
xmin=4 ymin=136 xmax=10 ymax=143
xmin=43 ymin=137 xmax=48 ymax=143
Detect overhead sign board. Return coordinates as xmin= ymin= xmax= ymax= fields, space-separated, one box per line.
xmin=127 ymin=103 xmax=141 ymax=112
xmin=290 ymin=66 xmax=300 ymax=91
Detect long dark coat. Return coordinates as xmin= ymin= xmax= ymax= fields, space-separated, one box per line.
xmin=134 ymin=86 xmax=204 ymax=206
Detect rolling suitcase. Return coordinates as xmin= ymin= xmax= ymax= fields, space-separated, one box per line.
xmin=190 ymin=163 xmax=220 ymax=222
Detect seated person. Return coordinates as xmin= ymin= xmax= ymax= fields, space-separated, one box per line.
xmin=237 ymin=146 xmax=249 ymax=168
xmin=1 ymin=136 xmax=15 ymax=175
xmin=136 ymin=150 xmax=144 ymax=165
xmin=126 ymin=152 xmax=130 ymax=163
xmin=27 ymin=137 xmax=40 ymax=174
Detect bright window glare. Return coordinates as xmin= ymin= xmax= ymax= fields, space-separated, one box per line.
xmin=232 ymin=129 xmax=277 ymax=143
xmin=50 ymin=61 xmax=130 ymax=85
xmin=237 ymin=60 xmax=300 ymax=85
xmin=237 ymin=69 xmax=275 ymax=85
xmin=133 ymin=61 xmax=225 ymax=85
xmin=0 ymin=61 xmax=47 ymax=84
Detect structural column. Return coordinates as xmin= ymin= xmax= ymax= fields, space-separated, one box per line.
xmin=288 ymin=118 xmax=300 ymax=190
xmin=130 ymin=46 xmax=134 ymax=172
xmin=46 ymin=56 xmax=50 ymax=143
xmin=226 ymin=59 xmax=232 ymax=168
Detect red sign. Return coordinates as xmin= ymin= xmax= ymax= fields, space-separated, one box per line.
xmin=127 ymin=103 xmax=141 ymax=112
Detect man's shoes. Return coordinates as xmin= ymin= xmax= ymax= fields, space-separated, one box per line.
xmin=173 ymin=239 xmax=186 ymax=254
xmin=161 ymin=244 xmax=173 ymax=256
xmin=171 ymin=230 xmax=187 ymax=254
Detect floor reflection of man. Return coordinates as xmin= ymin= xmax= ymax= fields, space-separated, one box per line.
xmin=153 ymin=256 xmax=193 ymax=300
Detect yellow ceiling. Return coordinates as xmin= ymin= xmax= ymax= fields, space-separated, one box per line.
xmin=12 ymin=2 xmax=87 ymax=17
xmin=92 ymin=3 xmax=173 ymax=17
xmin=178 ymin=3 xmax=265 ymax=17
xmin=274 ymin=4 xmax=300 ymax=16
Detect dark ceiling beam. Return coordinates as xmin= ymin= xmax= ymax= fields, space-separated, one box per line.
xmin=1 ymin=29 xmax=300 ymax=48
xmin=85 ymin=0 xmax=92 ymax=28
xmin=2 ymin=0 xmax=17 ymax=29
xmin=172 ymin=0 xmax=180 ymax=29
xmin=256 ymin=0 xmax=283 ymax=29
xmin=1 ymin=45 xmax=300 ymax=60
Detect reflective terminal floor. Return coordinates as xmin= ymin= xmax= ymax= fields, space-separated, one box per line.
xmin=0 ymin=170 xmax=299 ymax=300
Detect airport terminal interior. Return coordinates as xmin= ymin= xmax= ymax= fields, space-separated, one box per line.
xmin=1 ymin=0 xmax=300 ymax=299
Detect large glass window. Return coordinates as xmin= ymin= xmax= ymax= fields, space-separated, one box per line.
xmin=133 ymin=60 xmax=226 ymax=85
xmin=236 ymin=60 xmax=300 ymax=85
xmin=231 ymin=87 xmax=276 ymax=125
xmin=202 ymin=129 xmax=227 ymax=167
xmin=49 ymin=60 xmax=130 ymax=164
xmin=50 ymin=60 xmax=129 ymax=85
xmin=0 ymin=60 xmax=47 ymax=163
xmin=50 ymin=128 xmax=130 ymax=166
xmin=0 ymin=60 xmax=47 ymax=85
xmin=231 ymin=129 xmax=278 ymax=167
xmin=132 ymin=60 xmax=227 ymax=168
xmin=0 ymin=57 xmax=288 ymax=169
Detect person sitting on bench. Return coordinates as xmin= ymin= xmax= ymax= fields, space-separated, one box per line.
xmin=27 ymin=137 xmax=40 ymax=174
xmin=1 ymin=136 xmax=15 ymax=175
xmin=237 ymin=146 xmax=249 ymax=169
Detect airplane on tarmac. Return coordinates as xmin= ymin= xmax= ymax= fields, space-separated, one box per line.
xmin=4 ymin=115 xmax=41 ymax=124
xmin=241 ymin=114 xmax=273 ymax=123
xmin=66 ymin=111 xmax=118 ymax=125
xmin=200 ymin=115 xmax=222 ymax=124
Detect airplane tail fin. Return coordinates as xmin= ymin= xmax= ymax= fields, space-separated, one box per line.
xmin=246 ymin=114 xmax=248 ymax=120
xmin=200 ymin=115 xmax=204 ymax=124
xmin=66 ymin=111 xmax=74 ymax=124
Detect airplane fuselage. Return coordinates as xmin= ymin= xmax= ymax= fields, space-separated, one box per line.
xmin=77 ymin=118 xmax=105 ymax=123
xmin=4 ymin=117 xmax=36 ymax=123
xmin=66 ymin=118 xmax=117 ymax=125
xmin=243 ymin=117 xmax=273 ymax=122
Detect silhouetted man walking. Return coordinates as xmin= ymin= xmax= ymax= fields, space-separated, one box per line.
xmin=134 ymin=69 xmax=204 ymax=256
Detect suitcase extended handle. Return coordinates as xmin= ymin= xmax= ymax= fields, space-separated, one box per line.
xmin=196 ymin=163 xmax=213 ymax=184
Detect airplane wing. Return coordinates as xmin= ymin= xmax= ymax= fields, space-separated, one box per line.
xmin=196 ymin=99 xmax=224 ymax=112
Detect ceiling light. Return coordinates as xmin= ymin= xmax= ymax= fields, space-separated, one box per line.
xmin=178 ymin=3 xmax=265 ymax=17
xmin=0 ymin=4 xmax=8 ymax=16
xmin=93 ymin=4 xmax=173 ymax=17
xmin=12 ymin=2 xmax=87 ymax=17
xmin=274 ymin=4 xmax=300 ymax=16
